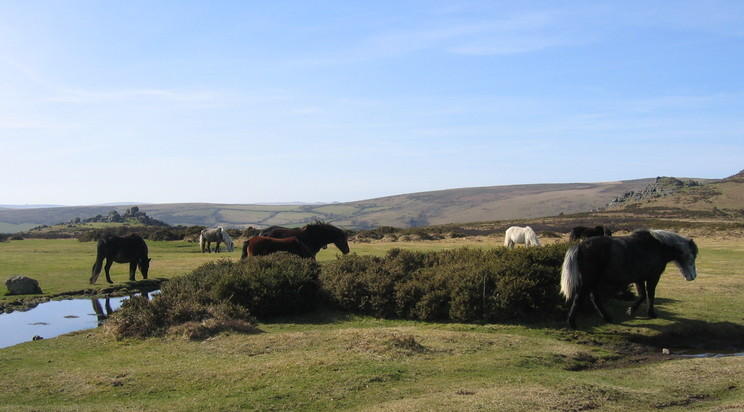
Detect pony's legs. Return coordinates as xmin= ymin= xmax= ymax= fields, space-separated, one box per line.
xmin=129 ymin=262 xmax=137 ymax=281
xmin=646 ymin=278 xmax=660 ymax=318
xmin=589 ymin=291 xmax=612 ymax=323
xmin=104 ymin=258 xmax=114 ymax=284
xmin=626 ymin=282 xmax=647 ymax=316
xmin=215 ymin=241 xmax=221 ymax=253
xmin=90 ymin=256 xmax=104 ymax=284
xmin=567 ymin=292 xmax=583 ymax=329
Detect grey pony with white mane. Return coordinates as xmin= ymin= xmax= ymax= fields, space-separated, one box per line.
xmin=560 ymin=229 xmax=698 ymax=329
xmin=199 ymin=226 xmax=234 ymax=253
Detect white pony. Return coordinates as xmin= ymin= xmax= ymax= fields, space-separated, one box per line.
xmin=199 ymin=226 xmax=234 ymax=253
xmin=504 ymin=226 xmax=541 ymax=248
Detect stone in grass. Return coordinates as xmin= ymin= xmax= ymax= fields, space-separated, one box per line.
xmin=5 ymin=276 xmax=43 ymax=295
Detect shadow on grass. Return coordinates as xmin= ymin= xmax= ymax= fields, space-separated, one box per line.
xmin=258 ymin=307 xmax=354 ymax=325
xmin=547 ymin=296 xmax=744 ymax=353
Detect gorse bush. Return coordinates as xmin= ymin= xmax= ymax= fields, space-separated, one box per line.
xmin=321 ymin=245 xmax=569 ymax=322
xmin=107 ymin=253 xmax=320 ymax=339
xmin=109 ymin=245 xmax=569 ymax=339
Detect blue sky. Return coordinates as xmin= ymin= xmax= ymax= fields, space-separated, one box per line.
xmin=2 ymin=1 xmax=743 ymax=204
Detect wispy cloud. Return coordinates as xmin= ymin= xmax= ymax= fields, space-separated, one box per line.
xmin=294 ymin=10 xmax=579 ymax=65
xmin=42 ymin=88 xmax=221 ymax=104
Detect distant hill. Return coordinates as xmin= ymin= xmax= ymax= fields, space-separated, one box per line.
xmin=0 ymin=178 xmax=666 ymax=231
xmin=606 ymin=170 xmax=744 ymax=219
xmin=0 ymin=204 xmax=64 ymax=209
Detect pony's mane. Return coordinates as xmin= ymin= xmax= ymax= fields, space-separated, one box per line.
xmin=305 ymin=222 xmax=343 ymax=232
xmin=647 ymin=230 xmax=691 ymax=251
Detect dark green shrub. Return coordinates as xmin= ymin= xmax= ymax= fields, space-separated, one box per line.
xmin=107 ymin=253 xmax=319 ymax=339
xmin=321 ymin=244 xmax=569 ymax=323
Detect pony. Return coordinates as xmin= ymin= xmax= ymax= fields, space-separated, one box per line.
xmin=199 ymin=226 xmax=234 ymax=253
xmin=258 ymin=222 xmax=350 ymax=257
xmin=569 ymin=225 xmax=612 ymax=242
xmin=90 ymin=234 xmax=151 ymax=284
xmin=504 ymin=226 xmax=541 ymax=248
xmin=241 ymin=236 xmax=313 ymax=259
xmin=560 ymin=229 xmax=698 ymax=329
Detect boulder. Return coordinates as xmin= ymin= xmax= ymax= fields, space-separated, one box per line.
xmin=5 ymin=276 xmax=43 ymax=295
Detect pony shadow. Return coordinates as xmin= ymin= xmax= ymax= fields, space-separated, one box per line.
xmin=571 ymin=297 xmax=744 ymax=352
xmin=627 ymin=314 xmax=744 ymax=352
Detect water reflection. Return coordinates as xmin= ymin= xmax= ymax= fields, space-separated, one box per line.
xmin=91 ymin=297 xmax=114 ymax=326
xmin=0 ymin=291 xmax=158 ymax=349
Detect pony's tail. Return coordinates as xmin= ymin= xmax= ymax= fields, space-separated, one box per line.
xmin=90 ymin=240 xmax=105 ymax=284
xmin=241 ymin=239 xmax=250 ymax=260
xmin=560 ymin=244 xmax=581 ymax=302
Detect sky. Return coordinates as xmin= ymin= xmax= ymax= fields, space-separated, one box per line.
xmin=2 ymin=1 xmax=744 ymax=205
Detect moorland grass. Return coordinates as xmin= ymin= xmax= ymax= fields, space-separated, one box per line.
xmin=0 ymin=237 xmax=501 ymax=302
xmin=0 ymin=237 xmax=742 ymax=410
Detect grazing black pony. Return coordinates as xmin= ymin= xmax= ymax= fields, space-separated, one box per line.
xmin=258 ymin=223 xmax=350 ymax=257
xmin=569 ymin=225 xmax=612 ymax=241
xmin=560 ymin=229 xmax=698 ymax=329
xmin=90 ymin=234 xmax=151 ymax=284
xmin=241 ymin=236 xmax=313 ymax=259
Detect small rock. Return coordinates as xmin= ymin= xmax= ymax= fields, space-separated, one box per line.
xmin=32 ymin=335 xmax=44 ymax=341
xmin=5 ymin=276 xmax=43 ymax=295
xmin=662 ymin=348 xmax=671 ymax=355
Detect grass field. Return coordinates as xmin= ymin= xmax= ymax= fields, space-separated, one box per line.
xmin=0 ymin=237 xmax=505 ymax=301
xmin=0 ymin=236 xmax=743 ymax=411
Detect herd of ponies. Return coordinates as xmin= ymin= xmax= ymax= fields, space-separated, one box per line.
xmin=88 ymin=223 xmax=698 ymax=329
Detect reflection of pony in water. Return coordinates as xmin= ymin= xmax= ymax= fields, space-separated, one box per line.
xmin=90 ymin=234 xmax=150 ymax=284
xmin=504 ymin=226 xmax=541 ymax=248
xmin=258 ymin=222 xmax=350 ymax=257
xmin=569 ymin=226 xmax=612 ymax=242
xmin=91 ymin=297 xmax=114 ymax=326
xmin=199 ymin=226 xmax=234 ymax=253
xmin=241 ymin=236 xmax=313 ymax=259
xmin=560 ymin=229 xmax=698 ymax=329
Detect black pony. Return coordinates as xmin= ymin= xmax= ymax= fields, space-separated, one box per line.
xmin=90 ymin=234 xmax=151 ymax=284
xmin=569 ymin=225 xmax=612 ymax=241
xmin=257 ymin=223 xmax=350 ymax=258
xmin=560 ymin=229 xmax=698 ymax=329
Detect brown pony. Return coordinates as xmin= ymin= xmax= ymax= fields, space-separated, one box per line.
xmin=241 ymin=236 xmax=313 ymax=259
xmin=258 ymin=222 xmax=350 ymax=257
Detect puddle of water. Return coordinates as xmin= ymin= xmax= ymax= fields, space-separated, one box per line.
xmin=0 ymin=291 xmax=158 ymax=349
xmin=677 ymin=352 xmax=744 ymax=359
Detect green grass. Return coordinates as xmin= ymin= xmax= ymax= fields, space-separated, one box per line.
xmin=0 ymin=239 xmax=236 ymax=299
xmin=0 ymin=238 xmax=493 ymax=301
xmin=0 ymin=237 xmax=743 ymax=411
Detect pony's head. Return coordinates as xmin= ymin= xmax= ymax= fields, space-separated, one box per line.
xmin=650 ymin=230 xmax=698 ymax=281
xmin=139 ymin=257 xmax=151 ymax=278
xmin=306 ymin=223 xmax=350 ymax=254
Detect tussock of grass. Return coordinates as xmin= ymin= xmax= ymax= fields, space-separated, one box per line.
xmin=107 ymin=253 xmax=319 ymax=339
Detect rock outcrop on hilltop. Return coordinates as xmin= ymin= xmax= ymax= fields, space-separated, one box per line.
xmin=67 ymin=206 xmax=169 ymax=227
xmin=606 ymin=177 xmax=703 ymax=208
